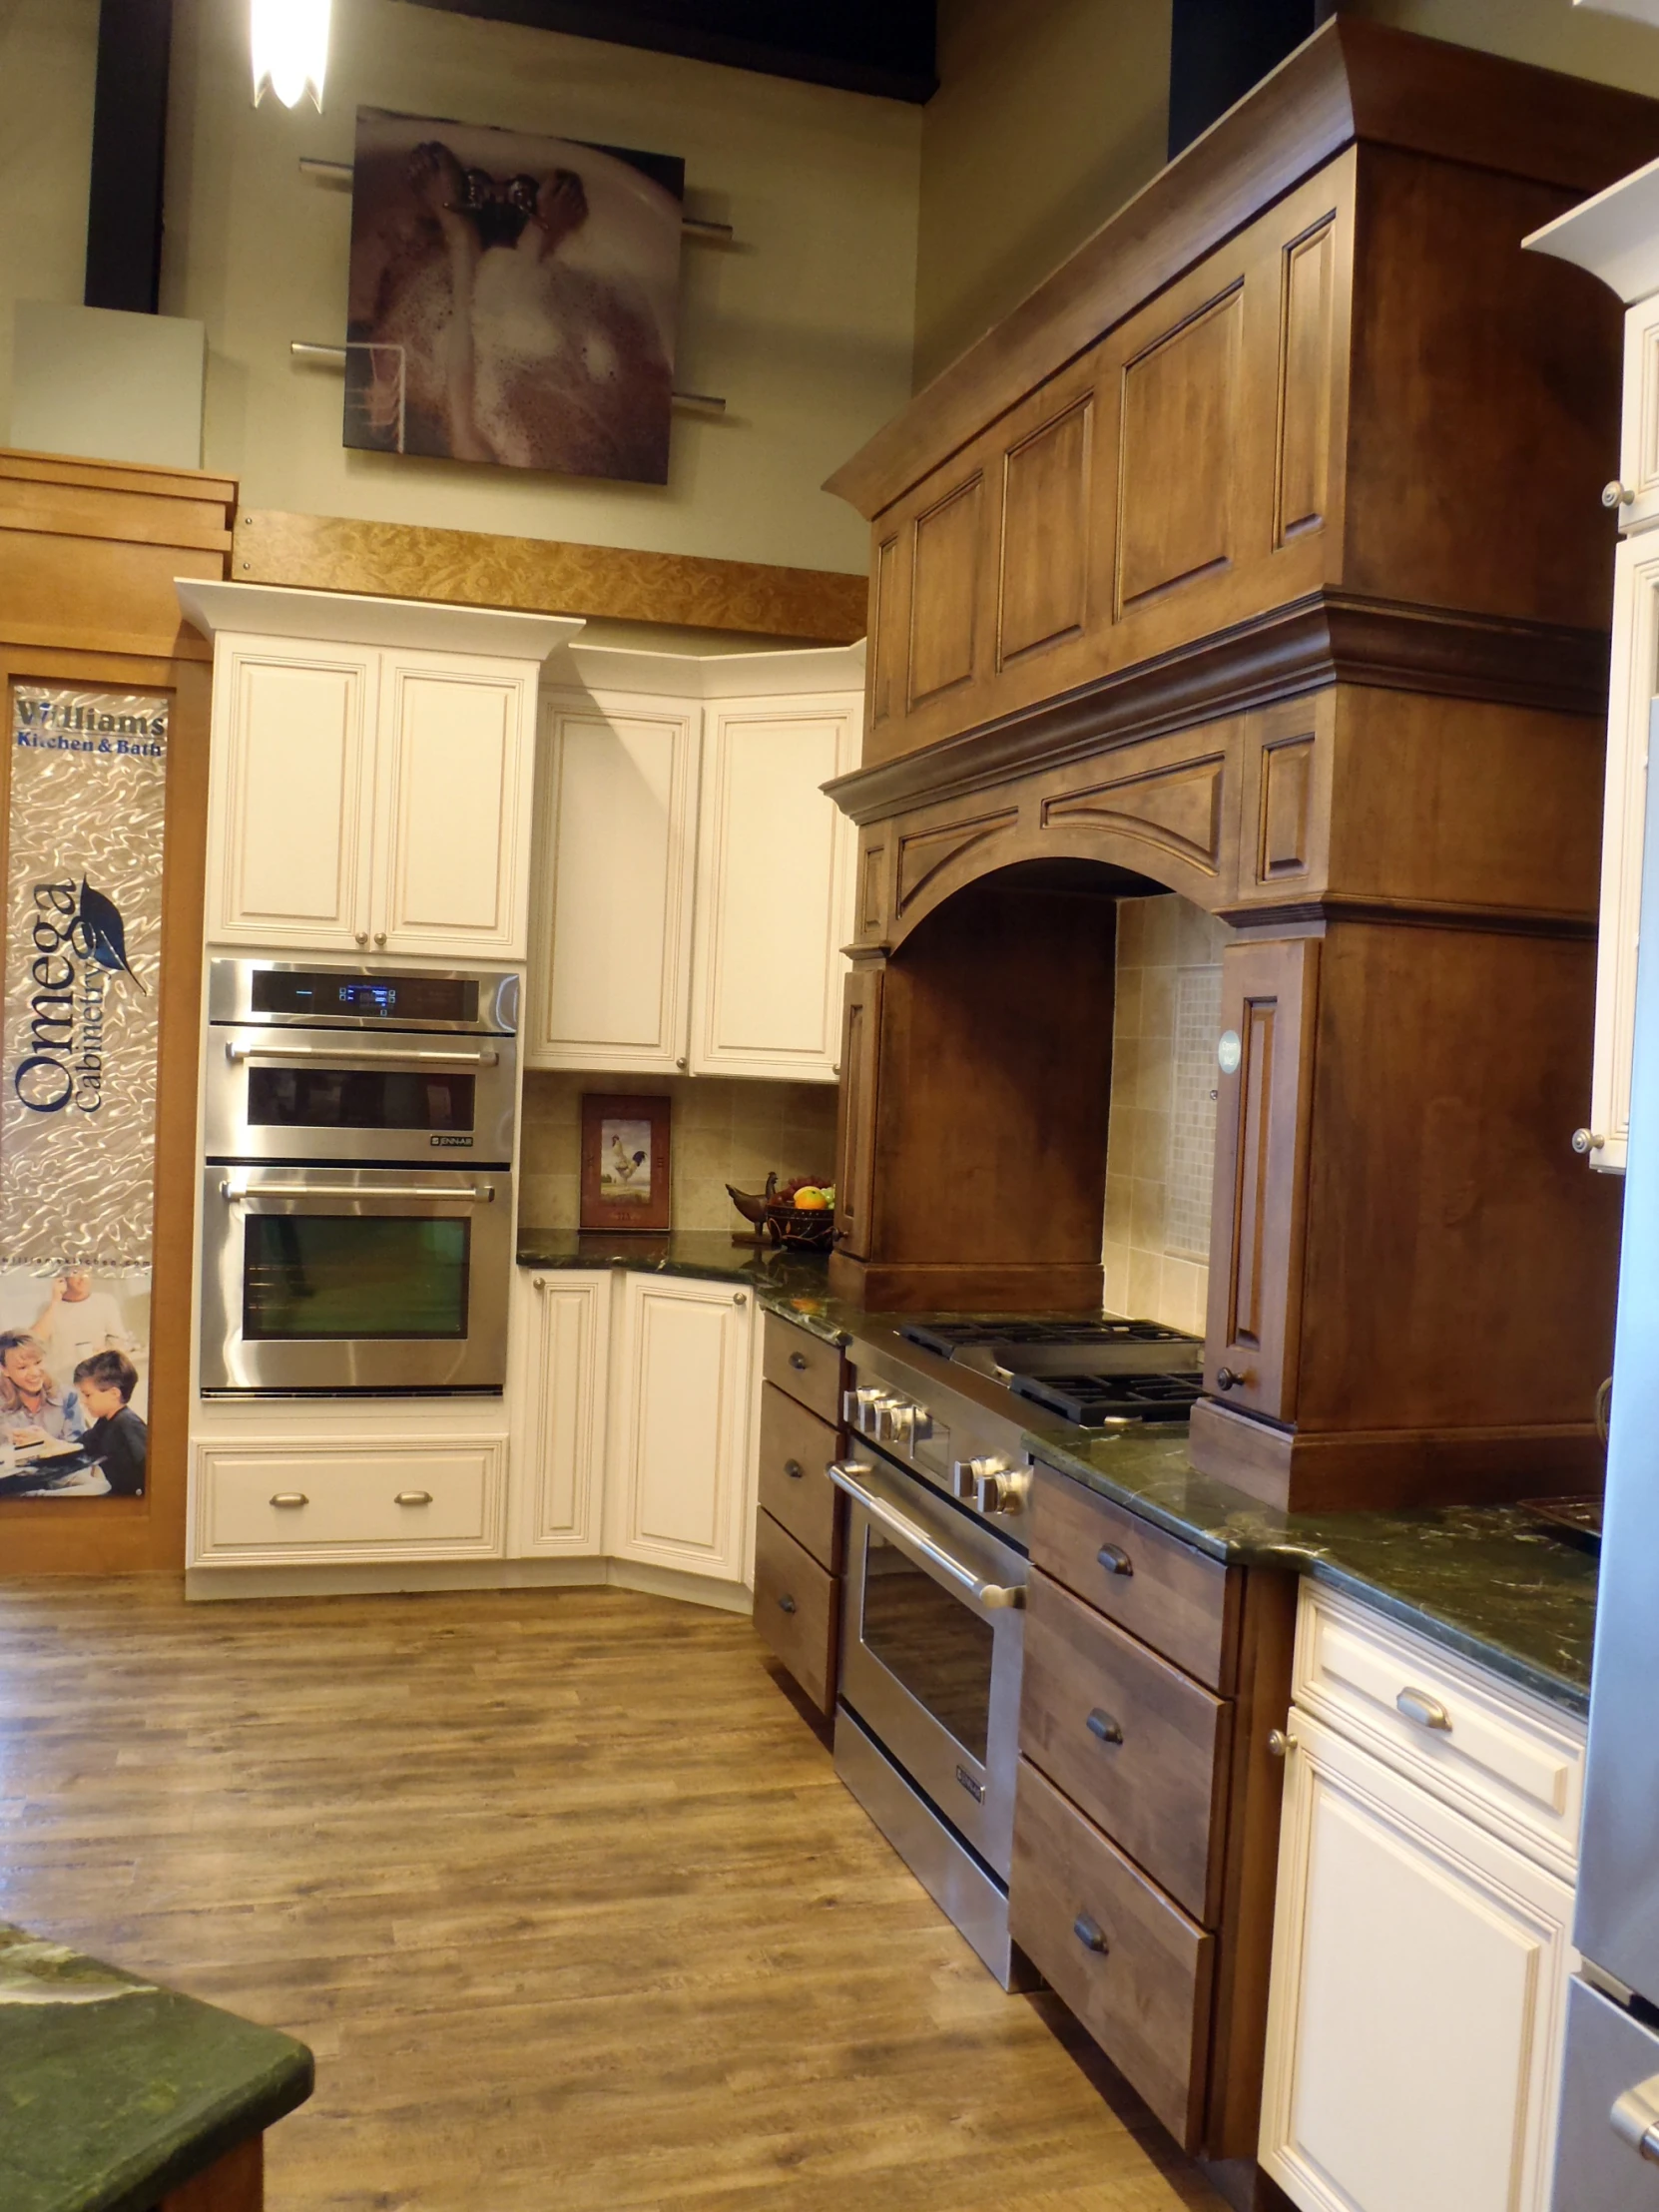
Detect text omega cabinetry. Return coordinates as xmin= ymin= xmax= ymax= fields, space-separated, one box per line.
xmin=528 ymin=646 xmax=862 ymax=1081
xmin=1260 ymin=1585 xmax=1584 ymax=2212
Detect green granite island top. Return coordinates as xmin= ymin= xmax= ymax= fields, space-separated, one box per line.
xmin=0 ymin=1926 xmax=312 ymax=2212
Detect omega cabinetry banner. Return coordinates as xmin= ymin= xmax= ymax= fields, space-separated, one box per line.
xmin=0 ymin=686 xmax=164 ymax=1499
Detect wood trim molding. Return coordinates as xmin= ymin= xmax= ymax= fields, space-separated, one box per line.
xmin=232 ymin=510 xmax=869 ymax=644
xmin=826 ymin=591 xmax=1609 ymax=827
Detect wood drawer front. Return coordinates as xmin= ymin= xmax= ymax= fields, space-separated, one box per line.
xmin=753 ymin=1509 xmax=837 ymax=1716
xmin=761 ymin=1314 xmax=843 ymax=1424
xmin=197 ymin=1442 xmax=503 ymax=1562
xmin=1294 ymin=1584 xmax=1586 ymax=1879
xmin=757 ymin=1383 xmax=842 ymax=1573
xmin=1030 ymin=1465 xmax=1239 ymax=1691
xmin=1011 ymin=1756 xmax=1214 ymax=2151
xmin=1022 ymin=1569 xmax=1232 ymax=1924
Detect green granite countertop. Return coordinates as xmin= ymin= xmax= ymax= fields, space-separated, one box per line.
xmin=0 ymin=1925 xmax=312 ymax=2212
xmin=516 ymin=1228 xmax=839 ymax=1307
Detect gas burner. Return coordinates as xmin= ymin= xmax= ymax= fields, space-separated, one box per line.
xmin=899 ymin=1316 xmax=1193 ymax=1360
xmin=1009 ymin=1372 xmax=1204 ymax=1425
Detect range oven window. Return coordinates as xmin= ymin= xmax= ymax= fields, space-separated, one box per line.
xmin=243 ymin=1217 xmax=471 ymax=1340
xmin=250 ymin=972 xmax=479 ymax=1022
xmin=859 ymin=1531 xmax=995 ymax=1762
xmin=246 ymin=1067 xmax=477 ymax=1134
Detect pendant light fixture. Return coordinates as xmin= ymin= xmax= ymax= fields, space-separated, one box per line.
xmin=251 ymin=0 xmax=331 ymax=111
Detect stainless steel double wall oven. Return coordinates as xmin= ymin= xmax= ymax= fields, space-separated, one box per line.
xmin=200 ymin=960 xmax=517 ymax=1395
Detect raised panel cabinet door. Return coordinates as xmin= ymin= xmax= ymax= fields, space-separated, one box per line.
xmin=1205 ymin=937 xmax=1319 ymax=1422
xmin=1619 ymin=294 xmax=1659 ymax=536
xmin=207 ymin=639 xmax=376 ymax=947
xmin=688 ymin=694 xmax=860 ymax=1081
xmin=527 ymin=692 xmax=700 ymax=1071
xmin=1259 ymin=1710 xmax=1574 ymax=2212
xmin=509 ymin=1269 xmax=610 ymax=1557
xmin=375 ymin=652 xmax=536 ymax=958
xmin=832 ymin=963 xmax=883 ymax=1259
xmin=608 ymin=1275 xmax=754 ymax=1583
xmin=1585 ymin=538 xmax=1659 ymax=1175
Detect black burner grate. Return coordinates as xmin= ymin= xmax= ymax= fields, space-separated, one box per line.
xmin=1009 ymin=1372 xmax=1203 ymax=1425
xmin=899 ymin=1317 xmax=1190 ymax=1359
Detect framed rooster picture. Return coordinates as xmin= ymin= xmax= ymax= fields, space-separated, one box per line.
xmin=343 ymin=107 xmax=685 ymax=483
xmin=580 ymin=1094 xmax=672 ymax=1234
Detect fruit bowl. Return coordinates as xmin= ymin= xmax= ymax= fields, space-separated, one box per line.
xmin=763 ymin=1203 xmax=835 ymax=1252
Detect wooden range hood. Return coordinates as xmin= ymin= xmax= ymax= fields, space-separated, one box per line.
xmin=821 ymin=18 xmax=1659 ymax=1513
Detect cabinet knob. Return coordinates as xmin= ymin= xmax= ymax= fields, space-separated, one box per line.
xmin=271 ymin=1492 xmax=308 ymax=1508
xmin=354 ymin=931 xmax=368 ymax=946
xmin=373 ymin=930 xmax=387 ymax=947
xmin=1096 ymin=1543 xmax=1133 ymax=1577
xmin=1072 ymin=1914 xmax=1109 ymax=1955
xmin=676 ymin=1056 xmax=688 ymax=1070
xmin=1604 ymin=479 xmax=1637 ymax=509
xmin=784 ymin=1459 xmax=805 ymax=1480
xmin=1267 ymin=1728 xmax=1296 ymax=1759
xmin=532 ymin=1276 xmax=546 ymax=1291
xmin=1572 ymin=1128 xmax=1606 ymax=1155
xmin=1215 ymin=1366 xmax=1251 ymax=1392
xmin=777 ymin=1593 xmax=798 ymax=1616
xmin=733 ymin=1291 xmax=747 ymax=1306
xmin=1086 ymin=1707 xmax=1124 ymax=1747
xmin=395 ymin=1490 xmax=434 ymax=1507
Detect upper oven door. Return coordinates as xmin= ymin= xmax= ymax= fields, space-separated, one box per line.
xmin=204 ymin=1028 xmax=517 ymax=1165
xmin=831 ymin=1452 xmax=1027 ymax=1882
xmin=200 ymin=1164 xmax=512 ymax=1393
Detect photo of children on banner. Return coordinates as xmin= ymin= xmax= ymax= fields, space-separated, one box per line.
xmin=0 ymin=1269 xmax=148 ymax=1497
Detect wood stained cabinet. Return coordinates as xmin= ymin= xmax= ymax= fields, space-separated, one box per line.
xmin=750 ymin=1314 xmax=847 ymax=1716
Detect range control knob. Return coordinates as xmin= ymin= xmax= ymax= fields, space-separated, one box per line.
xmin=876 ymin=1395 xmax=914 ymax=1445
xmin=960 ymin=1456 xmax=1031 ymax=1516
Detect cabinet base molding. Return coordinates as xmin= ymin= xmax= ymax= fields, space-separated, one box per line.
xmin=185 ymin=1557 xmax=752 ymax=1611
xmin=1189 ymin=1397 xmax=1606 ymax=1513
xmin=829 ymin=1254 xmax=1105 ymax=1314
xmin=1198 ymin=2156 xmax=1298 ymax=2212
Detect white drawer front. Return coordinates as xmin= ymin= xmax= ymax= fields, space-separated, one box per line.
xmin=1294 ymin=1585 xmax=1584 ymax=1879
xmin=195 ymin=1440 xmax=505 ymax=1563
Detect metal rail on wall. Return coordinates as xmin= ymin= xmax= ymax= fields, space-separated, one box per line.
xmin=294 ymin=156 xmax=736 ymax=239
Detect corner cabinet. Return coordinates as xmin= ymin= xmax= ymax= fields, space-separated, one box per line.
xmin=526 ymin=645 xmax=863 ymax=1082
xmin=176 ymin=581 xmax=582 ymax=962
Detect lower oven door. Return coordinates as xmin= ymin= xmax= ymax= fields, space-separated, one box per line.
xmin=200 ymin=1165 xmax=512 ymax=1393
xmin=831 ymin=1453 xmax=1026 ymax=1882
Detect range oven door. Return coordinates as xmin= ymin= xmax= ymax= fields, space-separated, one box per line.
xmin=831 ymin=1453 xmax=1026 ymax=1882
xmin=200 ymin=1165 xmax=512 ymax=1393
xmin=203 ymin=1028 xmax=517 ymax=1166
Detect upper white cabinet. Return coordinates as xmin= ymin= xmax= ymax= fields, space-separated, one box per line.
xmin=178 ymin=581 xmax=581 ymax=963
xmin=1527 ymin=173 xmax=1659 ymax=1173
xmin=528 ymin=644 xmax=863 ymax=1081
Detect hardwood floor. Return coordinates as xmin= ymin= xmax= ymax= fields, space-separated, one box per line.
xmin=0 ymin=1579 xmax=1224 ymax=2211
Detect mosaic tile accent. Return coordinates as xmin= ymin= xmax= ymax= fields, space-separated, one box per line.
xmin=1168 ymin=964 xmax=1223 ymax=1261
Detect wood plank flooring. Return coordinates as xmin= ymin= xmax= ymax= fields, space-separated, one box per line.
xmin=0 ymin=1579 xmax=1225 ymax=2211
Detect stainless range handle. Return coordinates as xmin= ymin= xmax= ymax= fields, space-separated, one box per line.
xmin=827 ymin=1460 xmax=1025 ymax=1612
xmin=1612 ymin=2075 xmax=1659 ymax=2162
xmin=226 ymin=1041 xmax=500 ymax=1069
xmin=219 ymin=1179 xmax=496 ymax=1204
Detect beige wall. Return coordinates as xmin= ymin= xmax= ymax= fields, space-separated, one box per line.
xmin=520 ymin=1070 xmax=838 ymax=1235
xmin=913 ymin=0 xmax=1171 ymax=390
xmin=0 ymin=0 xmax=99 ymax=437
xmin=1102 ymin=895 xmax=1232 ymax=1338
xmin=3 ymin=0 xmax=919 ymax=574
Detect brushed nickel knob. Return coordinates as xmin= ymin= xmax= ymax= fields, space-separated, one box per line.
xmin=732 ymin=1291 xmax=747 ymax=1306
xmin=1604 ymin=479 xmax=1636 ymax=509
xmin=354 ymin=930 xmax=368 ymax=945
xmin=1268 ymin=1728 xmax=1296 ymax=1759
xmin=532 ymin=1276 xmax=547 ymax=1291
xmin=1573 ymin=1128 xmax=1606 ymax=1155
xmin=373 ymin=930 xmax=387 ymax=947
xmin=676 ymin=1056 xmax=688 ymax=1070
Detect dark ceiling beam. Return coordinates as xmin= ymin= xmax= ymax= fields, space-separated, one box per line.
xmin=85 ymin=0 xmax=174 ymax=313
xmin=400 ymin=0 xmax=938 ymax=104
xmin=1168 ymin=0 xmax=1336 ymax=159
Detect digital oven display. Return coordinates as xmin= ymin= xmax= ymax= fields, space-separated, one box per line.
xmin=251 ymin=972 xmax=480 ymax=1022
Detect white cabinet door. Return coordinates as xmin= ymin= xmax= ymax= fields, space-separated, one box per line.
xmin=509 ymin=1268 xmax=609 ymax=1556
xmin=207 ymin=638 xmax=377 ymax=949
xmin=527 ymin=692 xmax=700 ymax=1071
xmin=375 ymin=650 xmax=536 ymax=959
xmin=688 ymin=694 xmax=860 ymax=1081
xmin=1619 ymin=295 xmax=1659 ymax=536
xmin=1260 ymin=1707 xmax=1575 ymax=2212
xmin=1586 ymin=534 xmax=1659 ymax=1174
xmin=607 ymin=1274 xmax=754 ymax=1582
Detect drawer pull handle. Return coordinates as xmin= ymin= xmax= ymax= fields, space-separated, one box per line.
xmin=1396 ymin=1687 xmax=1451 ymax=1733
xmin=784 ymin=1459 xmax=805 ymax=1480
xmin=1073 ymin=1914 xmax=1109 ymax=1955
xmin=395 ymin=1490 xmax=434 ymax=1507
xmin=790 ymin=1352 xmax=810 ymax=1372
xmin=1096 ymin=1543 xmax=1133 ymax=1577
xmin=778 ymin=1593 xmax=798 ymax=1615
xmin=1611 ymin=2075 xmax=1659 ymax=2161
xmin=1086 ymin=1708 xmax=1124 ymax=1748
xmin=271 ymin=1492 xmax=308 ymax=1509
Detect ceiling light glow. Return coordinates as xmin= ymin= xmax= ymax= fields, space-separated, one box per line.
xmin=251 ymin=0 xmax=331 ymax=111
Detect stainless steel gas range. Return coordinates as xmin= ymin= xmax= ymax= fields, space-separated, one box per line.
xmin=828 ymin=1314 xmax=1201 ymax=1987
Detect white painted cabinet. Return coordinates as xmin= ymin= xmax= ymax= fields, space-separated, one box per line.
xmin=192 ymin=1434 xmax=509 ymax=1565
xmin=509 ymin=1268 xmax=610 ymax=1557
xmin=689 ymin=698 xmax=859 ymax=1078
xmin=527 ymin=645 xmax=864 ymax=1082
xmin=1260 ymin=1588 xmax=1583 ymax=2212
xmin=606 ymin=1273 xmax=755 ymax=1584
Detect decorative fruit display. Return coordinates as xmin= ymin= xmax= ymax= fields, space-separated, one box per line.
xmin=729 ymin=1174 xmax=836 ymax=1249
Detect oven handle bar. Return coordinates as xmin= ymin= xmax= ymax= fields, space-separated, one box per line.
xmin=226 ymin=1042 xmax=500 ymax=1069
xmin=827 ymin=1460 xmax=1025 ymax=1612
xmin=219 ymin=1179 xmax=496 ymax=1204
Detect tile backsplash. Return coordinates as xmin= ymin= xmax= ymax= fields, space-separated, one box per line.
xmin=520 ymin=1071 xmax=839 ymax=1234
xmin=1103 ymin=895 xmax=1233 ymax=1336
